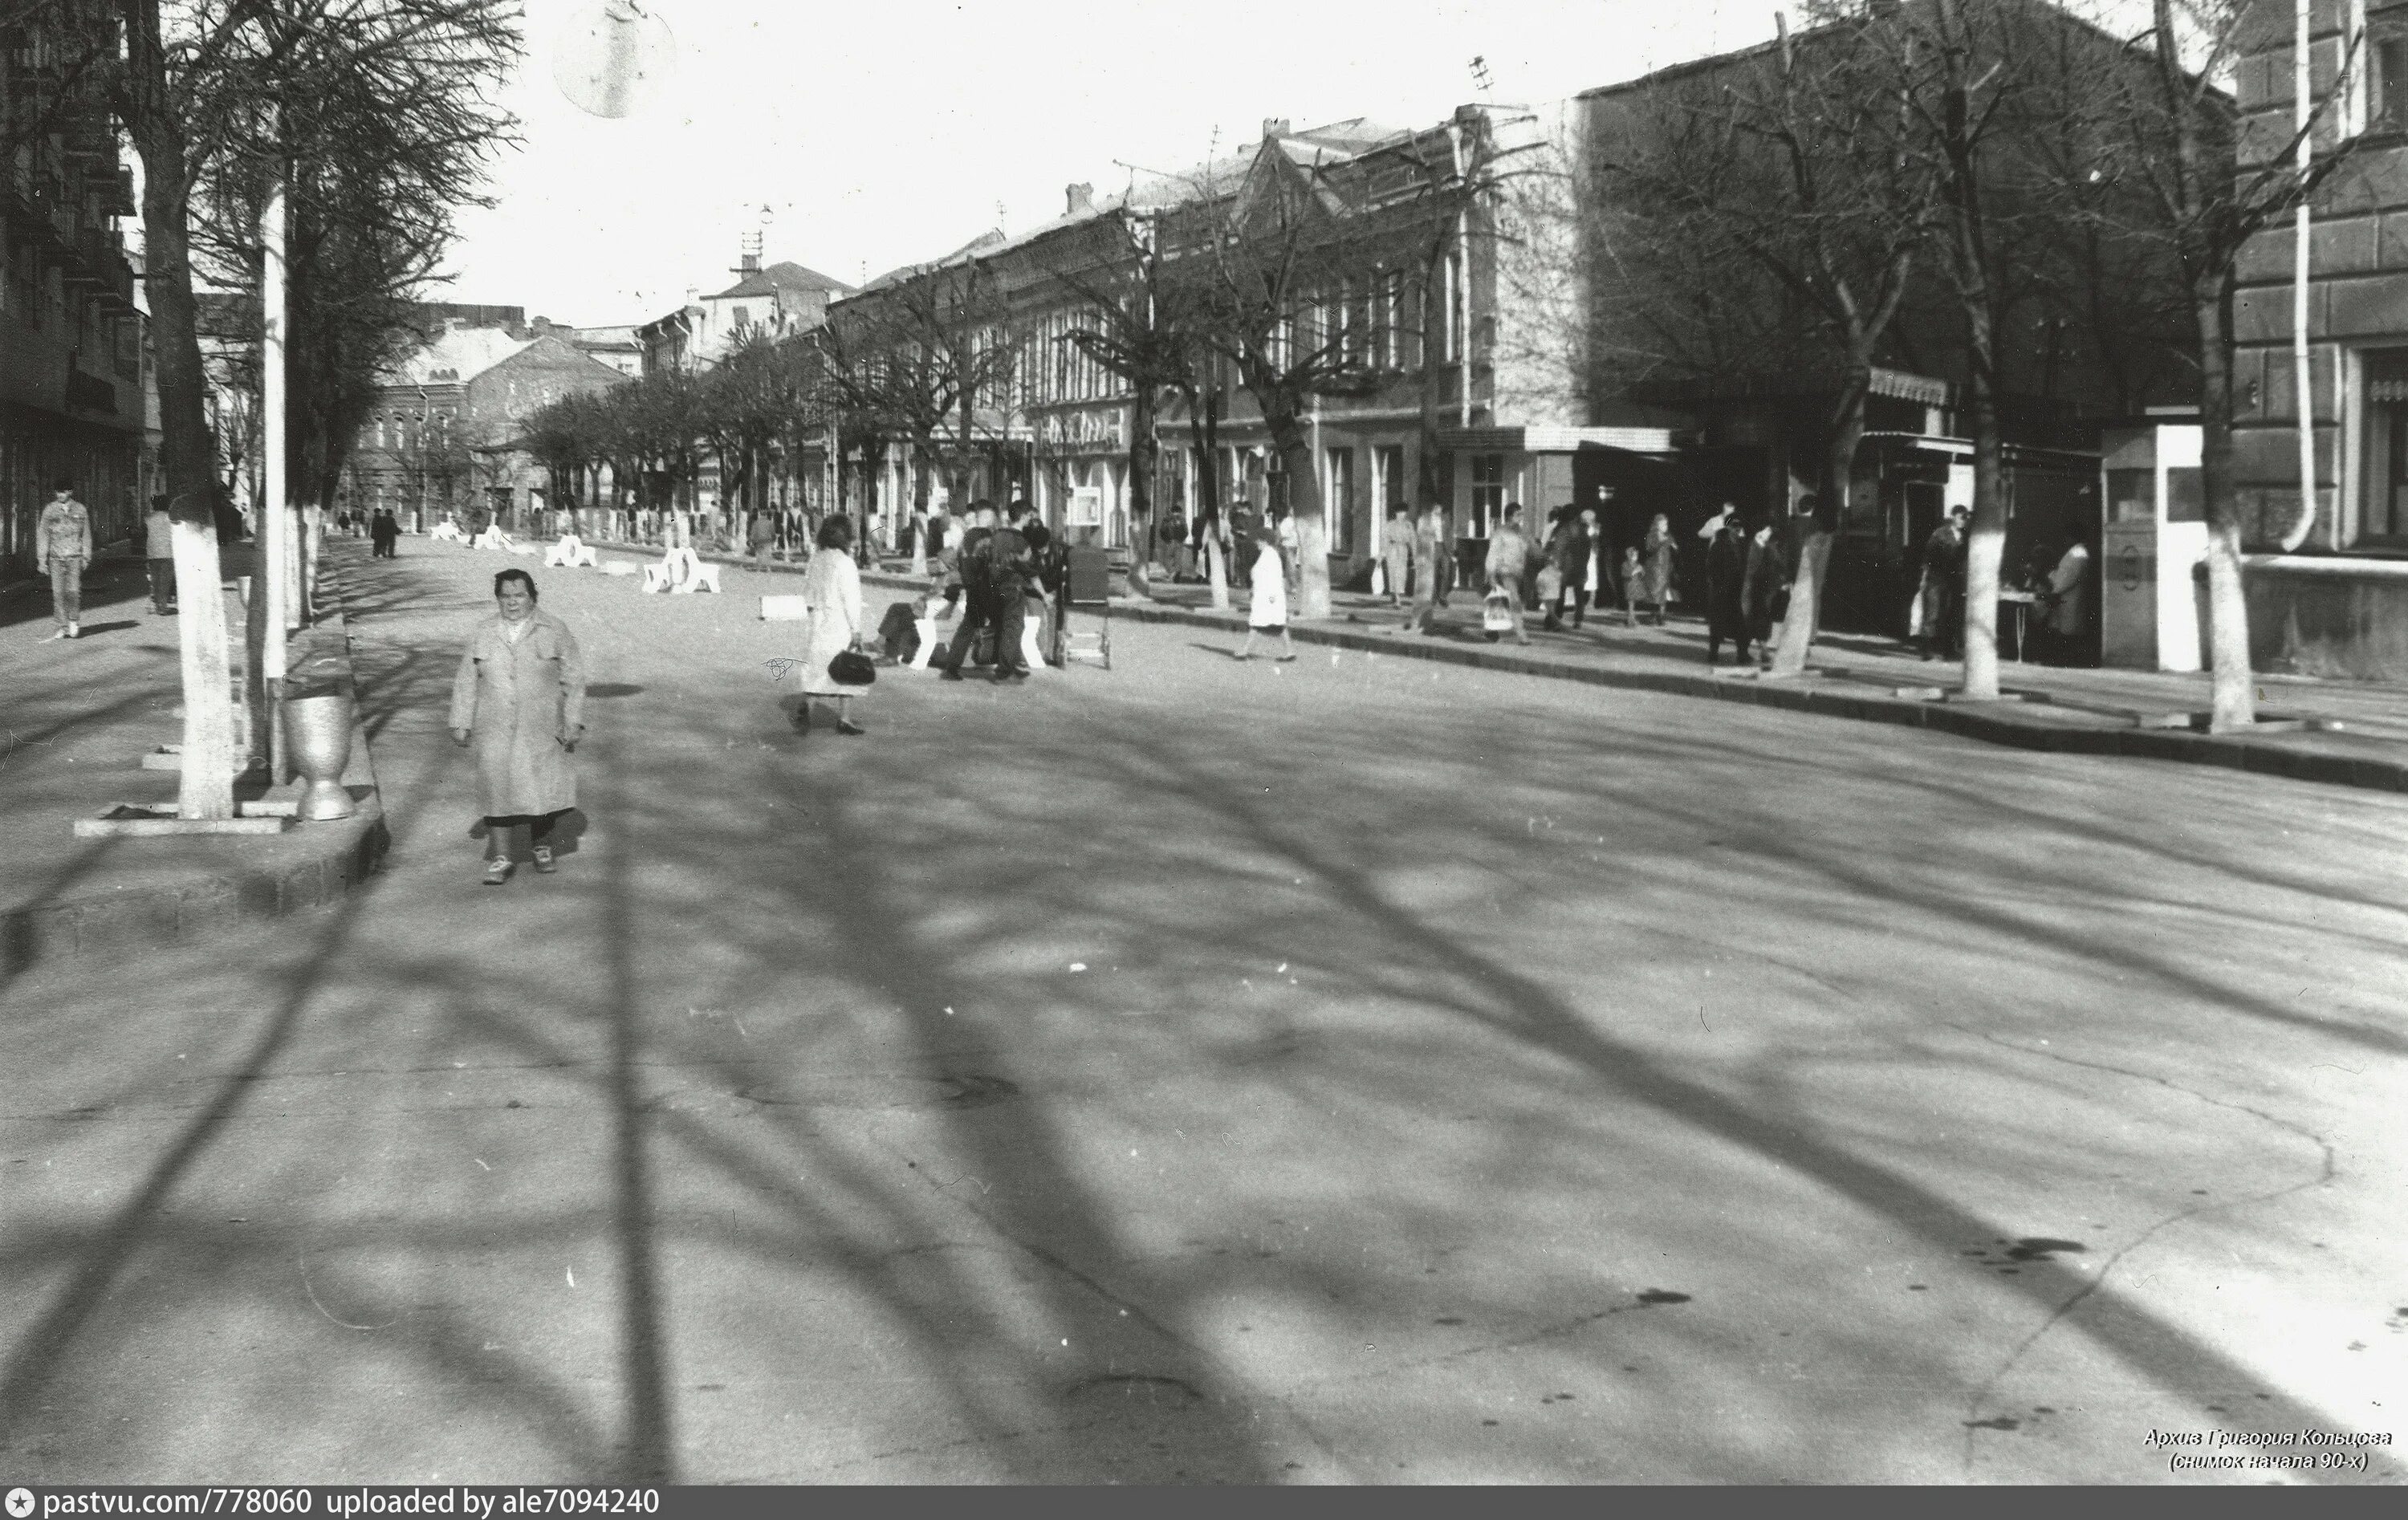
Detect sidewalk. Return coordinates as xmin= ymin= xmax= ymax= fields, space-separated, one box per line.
xmin=580 ymin=534 xmax=2408 ymax=796
xmin=0 ymin=550 xmax=388 ymax=975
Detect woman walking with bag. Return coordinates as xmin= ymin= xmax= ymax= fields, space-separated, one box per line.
xmin=794 ymin=515 xmax=868 ymax=734
xmin=449 ymin=568 xmax=587 ymax=886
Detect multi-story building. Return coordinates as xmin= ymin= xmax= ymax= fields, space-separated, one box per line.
xmin=2229 ymin=0 xmax=2408 ymax=678
xmin=637 ymin=252 xmax=852 ymax=377
xmin=2 ymin=10 xmax=151 ymax=572
xmin=828 ymin=115 xmax=1511 ymax=583
xmin=342 ymin=318 xmax=625 ymax=530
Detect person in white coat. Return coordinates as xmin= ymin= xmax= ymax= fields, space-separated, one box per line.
xmin=449 ymin=569 xmax=587 ymax=885
xmin=793 ymin=514 xmax=867 ymax=734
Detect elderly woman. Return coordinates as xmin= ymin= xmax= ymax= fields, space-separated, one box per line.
xmin=449 ymin=568 xmax=586 ymax=886
xmin=794 ymin=514 xmax=867 ymax=734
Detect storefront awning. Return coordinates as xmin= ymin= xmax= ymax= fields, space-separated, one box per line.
xmin=1869 ymin=368 xmax=1952 ymax=407
xmin=1435 ymin=425 xmax=1678 ymax=454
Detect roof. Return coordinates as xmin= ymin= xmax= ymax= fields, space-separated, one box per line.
xmin=571 ymin=324 xmax=642 ymax=347
xmin=385 ymin=324 xmax=530 ymax=386
xmin=850 ymin=117 xmax=1427 ymax=297
xmin=704 ymin=259 xmax=856 ymax=302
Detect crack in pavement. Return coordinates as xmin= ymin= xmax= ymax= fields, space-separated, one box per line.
xmin=1945 ymin=1024 xmax=2345 ymax=1480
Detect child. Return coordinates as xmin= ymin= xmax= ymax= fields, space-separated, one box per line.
xmin=1620 ymin=546 xmax=1646 ymax=629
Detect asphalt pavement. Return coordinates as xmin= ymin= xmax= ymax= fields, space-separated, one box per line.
xmin=2 ymin=538 xmax=2404 ymax=1484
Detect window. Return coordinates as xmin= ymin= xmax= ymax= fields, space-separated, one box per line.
xmin=732 ymin=304 xmax=750 ymax=332
xmin=2373 ymin=21 xmax=2407 ymax=132
xmin=2363 ymin=348 xmax=2408 ymax=543
xmin=1377 ymin=444 xmax=1406 ymax=510
xmin=1470 ymin=452 xmax=1504 ymax=536
xmin=1443 ymin=254 xmax=1462 ymax=362
xmin=1327 ymin=446 xmax=1356 ymax=554
xmin=1373 ymin=270 xmax=1405 ymax=368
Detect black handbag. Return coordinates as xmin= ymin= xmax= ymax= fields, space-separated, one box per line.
xmin=828 ymin=648 xmax=877 ymax=687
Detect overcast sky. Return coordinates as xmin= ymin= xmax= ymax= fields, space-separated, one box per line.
xmin=436 ymin=0 xmax=1781 ymax=328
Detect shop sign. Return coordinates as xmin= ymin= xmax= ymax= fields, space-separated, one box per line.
xmin=1035 ymin=405 xmax=1125 ymax=454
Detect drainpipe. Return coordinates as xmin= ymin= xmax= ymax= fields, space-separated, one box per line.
xmin=2284 ymin=0 xmax=2316 ymax=552
xmin=1450 ymin=119 xmax=1471 ymax=429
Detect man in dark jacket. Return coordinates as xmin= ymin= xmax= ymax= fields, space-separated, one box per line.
xmin=938 ymin=502 xmax=1011 ymax=681
xmin=371 ymin=507 xmax=401 ymax=559
xmin=981 ymin=505 xmax=1036 ymax=680
xmin=1704 ymin=510 xmax=1752 ymax=666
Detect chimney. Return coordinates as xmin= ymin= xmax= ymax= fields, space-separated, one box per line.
xmin=739 ymin=228 xmax=763 ymax=273
xmin=1065 ymin=182 xmax=1094 ymax=217
xmin=1262 ymin=118 xmax=1291 ymax=139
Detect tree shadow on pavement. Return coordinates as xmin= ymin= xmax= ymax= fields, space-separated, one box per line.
xmin=5 ymin=543 xmax=2402 ymax=1482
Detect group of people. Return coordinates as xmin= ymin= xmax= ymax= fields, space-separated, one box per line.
xmin=1910 ymin=506 xmax=2096 ymax=663
xmin=928 ymin=498 xmax=1060 ymax=681
xmin=1363 ymin=502 xmax=1690 ymax=650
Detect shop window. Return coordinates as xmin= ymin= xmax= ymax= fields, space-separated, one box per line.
xmin=1327 ymin=446 xmax=1356 ymax=554
xmin=2365 ymin=350 xmax=2408 ymax=543
xmin=1470 ymin=452 xmax=1504 ymax=536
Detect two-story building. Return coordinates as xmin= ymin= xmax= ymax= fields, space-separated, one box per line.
xmin=343 ymin=318 xmax=627 ymax=531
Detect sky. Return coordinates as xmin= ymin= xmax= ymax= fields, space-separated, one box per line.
xmin=436 ymin=0 xmax=1780 ymax=329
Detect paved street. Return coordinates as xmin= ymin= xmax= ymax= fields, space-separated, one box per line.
xmin=3 ymin=538 xmax=2405 ymax=1484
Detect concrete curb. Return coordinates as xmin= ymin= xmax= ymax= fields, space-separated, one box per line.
xmin=1 ymin=569 xmax=391 ymax=977
xmin=549 ymin=539 xmax=2408 ymax=799
xmin=1089 ymin=595 xmax=2408 ymax=799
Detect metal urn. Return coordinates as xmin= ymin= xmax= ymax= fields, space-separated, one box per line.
xmin=283 ymin=691 xmax=356 ymax=821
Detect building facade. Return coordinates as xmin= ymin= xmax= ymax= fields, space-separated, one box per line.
xmin=2 ymin=13 xmax=150 ymax=572
xmin=2228 ymin=0 xmax=2408 ymax=677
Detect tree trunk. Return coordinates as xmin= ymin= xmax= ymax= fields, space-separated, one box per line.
xmin=126 ymin=47 xmax=235 ymax=816
xmin=2197 ymin=270 xmax=2256 ymax=730
xmin=1266 ymin=406 xmax=1329 ymax=619
xmin=1194 ymin=369 xmax=1230 ymax=610
xmin=1126 ymin=385 xmax=1157 ymax=599
xmin=1959 ymin=352 xmax=2008 ymax=699
xmin=1767 ymin=371 xmax=1868 ymax=678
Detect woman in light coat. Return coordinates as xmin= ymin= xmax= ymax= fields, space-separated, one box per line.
xmin=449 ymin=568 xmax=587 ymax=885
xmin=793 ymin=514 xmax=867 ymax=734
xmin=1236 ymin=517 xmax=1296 ymax=660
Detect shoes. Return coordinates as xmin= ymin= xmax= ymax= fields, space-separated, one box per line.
xmin=836 ymin=718 xmax=865 ymax=736
xmin=65 ymin=624 xmax=79 ymax=639
xmin=531 ymin=844 xmax=556 ymax=874
xmin=482 ymin=858 xmax=512 ymax=886
xmin=44 ymin=628 xmax=67 ymax=641
xmin=938 ymin=669 xmax=965 ymax=681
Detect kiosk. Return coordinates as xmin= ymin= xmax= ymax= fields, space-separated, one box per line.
xmin=2099 ymin=423 xmax=2206 ymax=672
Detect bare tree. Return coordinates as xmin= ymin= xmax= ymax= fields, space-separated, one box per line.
xmin=820 ymin=255 xmax=1019 ymax=536
xmin=1167 ymin=128 xmax=1413 ymax=619
xmin=1598 ymin=14 xmax=1939 ymax=676
xmin=1047 ymin=206 xmax=1216 ymax=596
xmin=2067 ymin=0 xmax=2361 ymax=730
xmin=3 ymin=0 xmax=517 ymax=815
